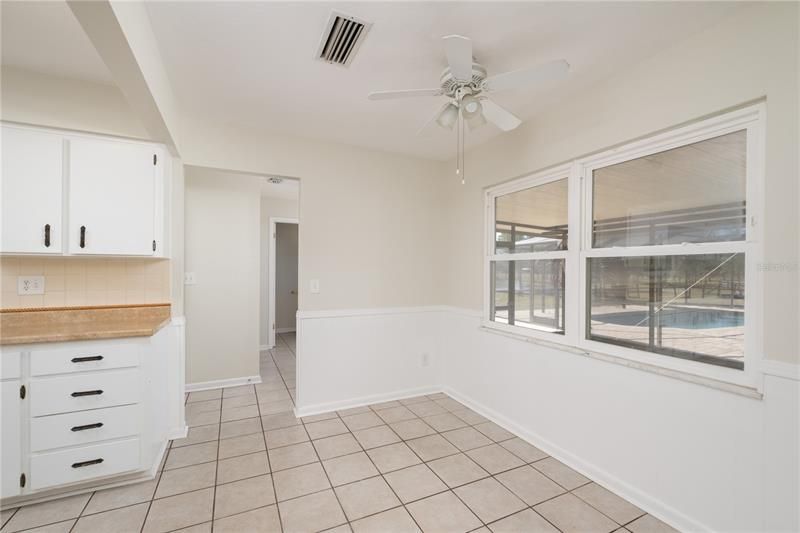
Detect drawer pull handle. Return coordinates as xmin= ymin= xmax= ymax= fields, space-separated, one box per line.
xmin=71 ymin=356 xmax=104 ymax=363
xmin=71 ymin=390 xmax=104 ymax=397
xmin=72 ymin=458 xmax=104 ymax=469
xmin=71 ymin=422 xmax=104 ymax=432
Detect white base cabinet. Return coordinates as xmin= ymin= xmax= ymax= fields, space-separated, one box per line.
xmin=1 ymin=380 xmax=22 ymax=499
xmin=0 ymin=327 xmax=181 ymax=503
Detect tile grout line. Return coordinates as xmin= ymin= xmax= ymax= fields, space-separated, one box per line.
xmin=255 ymin=344 xmax=286 ymax=533
xmin=272 ymin=336 xmax=351 ymax=532
xmin=329 ymin=409 xmax=427 ymax=531
xmin=207 ymin=382 xmax=225 ymax=533
xmin=138 ymin=440 xmax=171 ymax=533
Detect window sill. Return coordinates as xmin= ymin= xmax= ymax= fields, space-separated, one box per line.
xmin=479 ymin=322 xmax=763 ymax=400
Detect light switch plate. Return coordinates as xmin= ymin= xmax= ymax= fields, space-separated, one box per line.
xmin=310 ymin=279 xmax=320 ymax=294
xmin=18 ymin=276 xmax=45 ymax=295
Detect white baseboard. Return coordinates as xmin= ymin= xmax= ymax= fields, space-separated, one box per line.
xmin=276 ymin=327 xmax=296 ymax=334
xmin=260 ymin=344 xmax=274 ymax=351
xmin=442 ymin=386 xmax=703 ymax=533
xmin=185 ymin=375 xmax=262 ymax=392
xmin=168 ymin=425 xmax=188 ymax=440
xmin=294 ymin=386 xmax=442 ymax=418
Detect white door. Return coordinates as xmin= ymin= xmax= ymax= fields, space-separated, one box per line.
xmin=68 ymin=137 xmax=156 ymax=256
xmin=1 ymin=381 xmax=22 ymax=498
xmin=1 ymin=126 xmax=64 ymax=254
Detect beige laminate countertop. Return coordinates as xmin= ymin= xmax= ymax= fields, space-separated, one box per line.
xmin=0 ymin=304 xmax=171 ymax=346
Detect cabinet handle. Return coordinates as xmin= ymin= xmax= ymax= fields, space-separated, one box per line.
xmin=71 ymin=458 xmax=104 ymax=468
xmin=80 ymin=226 xmax=86 ymax=248
xmin=71 ymin=422 xmax=104 ymax=432
xmin=71 ymin=355 xmax=104 ymax=363
xmin=71 ymin=389 xmax=103 ymax=397
xmin=44 ymin=224 xmax=51 ymax=247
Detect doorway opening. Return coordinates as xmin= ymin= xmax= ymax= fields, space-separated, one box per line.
xmin=268 ymin=217 xmax=299 ymax=348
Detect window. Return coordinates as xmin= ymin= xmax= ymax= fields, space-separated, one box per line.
xmin=485 ymin=104 xmax=763 ymax=385
xmin=488 ymin=175 xmax=568 ymax=334
xmin=586 ymin=130 xmax=749 ymax=370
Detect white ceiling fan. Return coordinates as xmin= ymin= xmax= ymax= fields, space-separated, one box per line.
xmin=368 ymin=35 xmax=570 ymax=135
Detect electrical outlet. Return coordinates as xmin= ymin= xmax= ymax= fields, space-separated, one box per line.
xmin=18 ymin=276 xmax=45 ymax=295
xmin=421 ymin=353 xmax=430 ymax=367
xmin=309 ymin=279 xmax=320 ymax=294
xmin=184 ymin=272 xmax=197 ymax=285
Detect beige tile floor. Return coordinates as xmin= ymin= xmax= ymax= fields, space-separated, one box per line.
xmin=1 ymin=333 xmax=679 ymax=533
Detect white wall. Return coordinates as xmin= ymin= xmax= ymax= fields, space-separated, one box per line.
xmin=296 ymin=308 xmax=443 ymax=415
xmin=176 ymin=115 xmax=446 ymax=312
xmin=275 ymin=223 xmax=298 ymax=331
xmin=0 ymin=66 xmax=148 ymax=140
xmin=259 ymin=195 xmax=299 ymax=347
xmin=184 ymin=166 xmax=261 ymax=385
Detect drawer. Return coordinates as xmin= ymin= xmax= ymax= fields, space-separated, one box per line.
xmin=0 ymin=349 xmax=22 ymax=380
xmin=30 ymin=438 xmax=140 ymax=490
xmin=30 ymin=370 xmax=139 ymax=417
xmin=30 ymin=342 xmax=139 ymax=376
xmin=30 ymin=404 xmax=140 ymax=452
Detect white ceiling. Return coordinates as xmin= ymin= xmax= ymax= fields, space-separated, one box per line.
xmin=144 ymin=1 xmax=745 ymax=160
xmin=1 ymin=2 xmax=746 ymax=161
xmin=0 ymin=0 xmax=113 ymax=84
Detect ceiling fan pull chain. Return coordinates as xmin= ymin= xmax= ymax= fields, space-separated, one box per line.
xmin=460 ymin=112 xmax=466 ymax=185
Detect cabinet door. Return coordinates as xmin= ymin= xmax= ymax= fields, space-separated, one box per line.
xmin=68 ymin=137 xmax=156 ymax=256
xmin=1 ymin=380 xmax=22 ymax=498
xmin=1 ymin=126 xmax=64 ymax=254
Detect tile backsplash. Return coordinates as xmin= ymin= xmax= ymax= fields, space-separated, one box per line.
xmin=0 ymin=257 xmax=171 ymax=309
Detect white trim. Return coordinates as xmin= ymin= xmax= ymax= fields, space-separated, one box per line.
xmin=760 ymin=360 xmax=800 ymax=381
xmin=268 ymin=216 xmax=299 ymax=349
xmin=276 ymin=327 xmax=295 ymax=334
xmin=297 ymin=306 xmax=448 ymax=320
xmin=442 ymin=386 xmax=709 ymax=533
xmin=294 ymin=386 xmax=441 ymax=418
xmin=185 ymin=374 xmax=262 ymax=392
xmin=260 ymin=344 xmax=273 ymax=351
xmin=168 ymin=426 xmax=188 ymax=440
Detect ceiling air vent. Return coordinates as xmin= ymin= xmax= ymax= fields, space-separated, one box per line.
xmin=316 ymin=11 xmax=371 ymax=67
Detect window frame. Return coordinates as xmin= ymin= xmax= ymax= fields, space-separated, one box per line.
xmin=484 ymin=164 xmax=574 ymax=341
xmin=483 ymin=103 xmax=765 ymax=389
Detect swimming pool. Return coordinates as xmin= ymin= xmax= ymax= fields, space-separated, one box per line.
xmin=593 ymin=308 xmax=744 ymax=329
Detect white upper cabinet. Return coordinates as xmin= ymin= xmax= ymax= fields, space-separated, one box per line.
xmin=68 ymin=138 xmax=160 ymax=256
xmin=1 ymin=125 xmax=64 ymax=254
xmin=1 ymin=124 xmax=167 ymax=257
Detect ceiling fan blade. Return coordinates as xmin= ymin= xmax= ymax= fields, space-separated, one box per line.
xmin=482 ymin=99 xmax=522 ymax=131
xmin=483 ymin=59 xmax=570 ymax=93
xmin=417 ymin=102 xmax=452 ymax=136
xmin=368 ymin=88 xmax=443 ymax=100
xmin=442 ymin=35 xmax=473 ymax=81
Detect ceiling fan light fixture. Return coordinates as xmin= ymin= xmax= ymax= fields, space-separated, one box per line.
xmin=460 ymin=95 xmax=482 ymax=119
xmin=466 ymin=111 xmax=486 ymax=131
xmin=436 ymin=103 xmax=459 ymax=130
